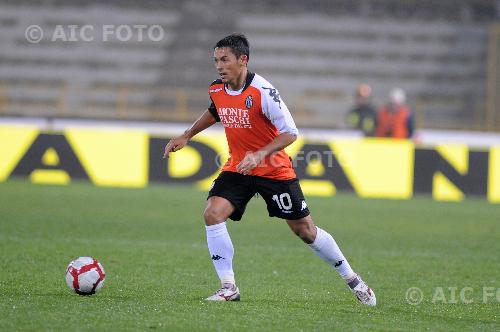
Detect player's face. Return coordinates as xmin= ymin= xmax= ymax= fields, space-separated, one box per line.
xmin=214 ymin=47 xmax=247 ymax=86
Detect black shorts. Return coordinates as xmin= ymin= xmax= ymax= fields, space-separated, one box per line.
xmin=207 ymin=171 xmax=310 ymax=221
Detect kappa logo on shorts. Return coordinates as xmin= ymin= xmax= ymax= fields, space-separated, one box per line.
xmin=301 ymin=200 xmax=308 ymax=211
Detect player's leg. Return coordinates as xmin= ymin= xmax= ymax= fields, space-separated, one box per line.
xmin=286 ymin=215 xmax=356 ymax=280
xmin=204 ymin=196 xmax=236 ymax=285
xmin=256 ymin=177 xmax=376 ymax=305
xmin=204 ymin=172 xmax=255 ymax=301
xmin=203 ymin=196 xmax=240 ymax=301
xmin=287 ymin=215 xmax=376 ymax=306
xmin=204 ymin=196 xmax=235 ymax=226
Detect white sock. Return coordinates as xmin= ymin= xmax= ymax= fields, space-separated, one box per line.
xmin=308 ymin=226 xmax=356 ymax=280
xmin=206 ymin=222 xmax=235 ymax=285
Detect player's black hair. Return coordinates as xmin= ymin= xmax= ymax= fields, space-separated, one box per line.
xmin=214 ymin=33 xmax=250 ymax=61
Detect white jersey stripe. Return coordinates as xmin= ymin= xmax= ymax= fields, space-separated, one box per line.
xmin=251 ymin=74 xmax=299 ymax=136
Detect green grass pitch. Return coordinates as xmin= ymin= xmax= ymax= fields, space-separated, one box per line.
xmin=0 ymin=180 xmax=498 ymax=331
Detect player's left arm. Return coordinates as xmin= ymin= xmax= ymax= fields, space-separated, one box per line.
xmin=237 ymin=86 xmax=298 ymax=175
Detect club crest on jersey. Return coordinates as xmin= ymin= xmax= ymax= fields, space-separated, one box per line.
xmin=245 ymin=95 xmax=253 ymax=108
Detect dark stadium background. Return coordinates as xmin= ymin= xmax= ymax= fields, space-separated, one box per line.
xmin=1 ymin=0 xmax=499 ymax=130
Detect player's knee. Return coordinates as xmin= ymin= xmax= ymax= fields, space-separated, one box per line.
xmin=298 ymin=229 xmax=316 ymax=244
xmin=290 ymin=222 xmax=316 ymax=244
xmin=203 ymin=207 xmax=225 ymax=225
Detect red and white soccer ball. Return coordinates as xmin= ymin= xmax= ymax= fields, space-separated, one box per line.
xmin=65 ymin=257 xmax=106 ymax=295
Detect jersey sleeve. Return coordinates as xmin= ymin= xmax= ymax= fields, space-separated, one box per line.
xmin=208 ymin=97 xmax=220 ymax=122
xmin=260 ymin=85 xmax=299 ymax=136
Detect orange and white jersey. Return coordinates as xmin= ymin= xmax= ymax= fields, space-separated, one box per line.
xmin=208 ymin=72 xmax=298 ymax=180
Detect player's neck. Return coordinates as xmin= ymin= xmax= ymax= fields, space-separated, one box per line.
xmin=227 ymin=68 xmax=248 ymax=91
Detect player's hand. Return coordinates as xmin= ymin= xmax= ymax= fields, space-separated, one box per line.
xmin=163 ymin=136 xmax=189 ymax=158
xmin=236 ymin=151 xmax=266 ymax=175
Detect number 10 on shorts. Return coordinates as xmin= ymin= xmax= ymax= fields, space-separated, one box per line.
xmin=272 ymin=193 xmax=292 ymax=210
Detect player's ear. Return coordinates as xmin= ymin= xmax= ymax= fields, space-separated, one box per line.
xmin=239 ymin=54 xmax=248 ymax=66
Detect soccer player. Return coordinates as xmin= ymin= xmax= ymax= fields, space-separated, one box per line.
xmin=164 ymin=34 xmax=376 ymax=306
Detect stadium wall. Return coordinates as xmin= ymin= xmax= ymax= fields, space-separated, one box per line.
xmin=1 ymin=120 xmax=499 ymax=203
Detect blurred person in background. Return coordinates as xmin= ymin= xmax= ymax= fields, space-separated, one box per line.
xmin=375 ymin=88 xmax=414 ymax=139
xmin=346 ymin=83 xmax=377 ymax=136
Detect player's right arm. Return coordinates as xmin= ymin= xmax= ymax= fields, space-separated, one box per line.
xmin=163 ymin=110 xmax=217 ymax=158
